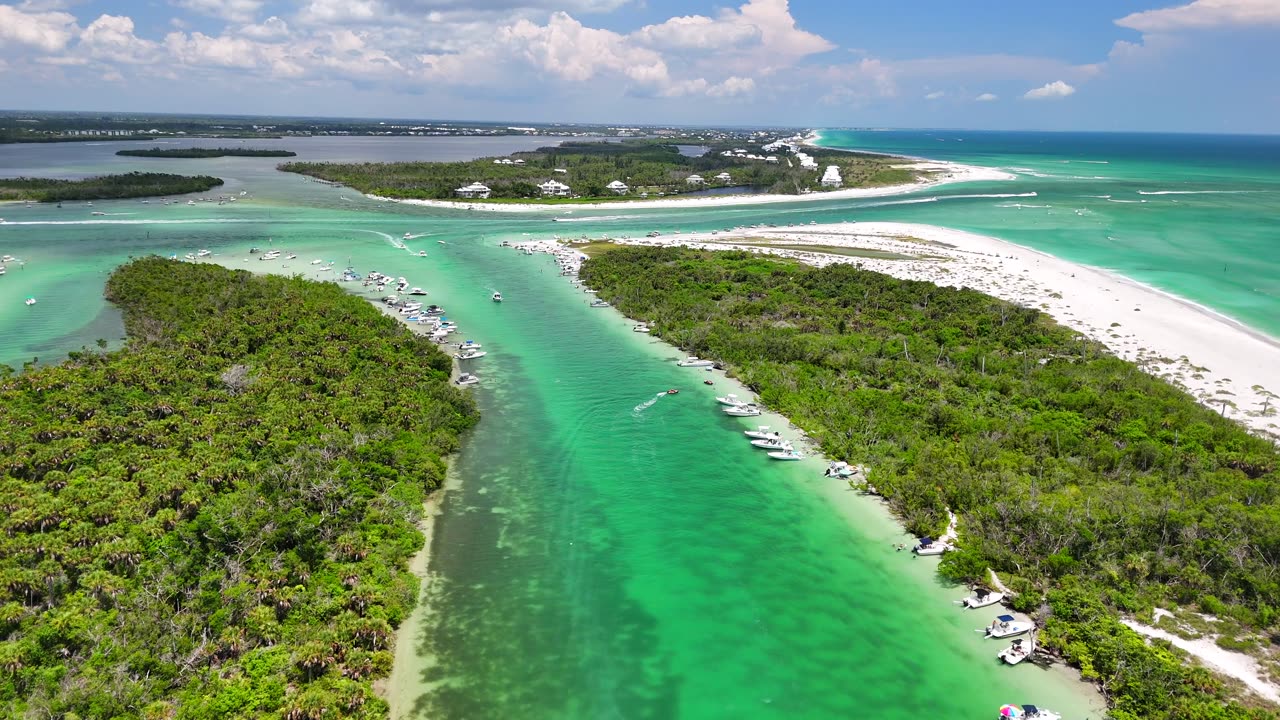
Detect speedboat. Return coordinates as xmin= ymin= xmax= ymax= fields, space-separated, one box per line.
xmin=715 ymin=393 xmax=742 ymax=406
xmin=633 ymin=324 xmax=650 ymax=333
xmin=723 ymin=403 xmax=762 ymax=417
xmin=589 ymin=299 xmax=609 ymax=308
xmin=456 ymin=340 xmax=482 ymax=351
xmin=768 ymin=448 xmax=803 ymax=461
xmin=676 ymin=357 xmax=714 ymax=368
xmin=824 ymin=461 xmax=856 ymax=478
xmin=750 ymin=438 xmax=789 ymax=450
xmin=287 ymin=253 xmax=297 ymax=260
xmin=407 ymin=287 xmax=428 ymax=296
xmin=744 ymin=426 xmax=780 ymax=440
xmin=418 ymin=250 xmax=427 ymax=257
xmin=24 ymin=297 xmax=36 ymax=306
xmin=986 ymin=615 xmax=1033 ymax=639
xmin=437 ymin=240 xmax=446 ymax=245
xmin=998 ymin=638 xmax=1033 ymax=665
xmin=963 ymin=588 xmax=1005 ymax=609
xmin=91 ymin=211 xmax=106 ymax=216
xmin=404 ymin=232 xmax=412 ymax=239
xmin=260 ymin=250 xmax=281 ymax=260
xmin=310 ymin=259 xmax=323 ymax=265
xmin=424 ymin=305 xmax=445 ymax=315
xmin=454 ymin=349 xmax=487 ymax=360
xmin=913 ymin=537 xmax=948 ymax=556
xmin=456 ymin=373 xmax=480 ymax=386
xmin=196 ymin=249 xmax=212 ymax=258
xmin=492 ymin=291 xmax=503 ymax=302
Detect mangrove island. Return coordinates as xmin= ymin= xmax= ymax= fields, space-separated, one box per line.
xmin=0 ymin=172 xmax=225 ymax=202
xmin=117 ymin=147 xmax=298 ymax=158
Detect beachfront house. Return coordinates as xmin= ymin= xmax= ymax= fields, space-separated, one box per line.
xmin=539 ymin=179 xmax=572 ymax=197
xmin=715 ymin=172 xmax=733 ymax=184
xmin=455 ymin=182 xmax=492 ymax=199
xmin=821 ymin=166 xmax=843 ymax=188
xmin=795 ymin=152 xmax=818 ymax=170
xmin=686 ymin=174 xmax=706 ymax=186
xmin=607 ymin=180 xmax=629 ymax=195
xmin=766 ymin=155 xmax=780 ymax=164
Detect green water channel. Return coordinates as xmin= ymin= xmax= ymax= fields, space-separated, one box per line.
xmin=0 ymin=138 xmax=1123 ymax=718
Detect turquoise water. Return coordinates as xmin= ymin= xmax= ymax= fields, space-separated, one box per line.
xmin=12 ymin=130 xmax=1276 ymax=718
xmin=812 ymin=130 xmax=1280 ymax=338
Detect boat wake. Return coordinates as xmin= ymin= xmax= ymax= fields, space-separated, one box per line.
xmin=633 ymin=392 xmax=668 ymax=414
xmin=354 ymin=229 xmax=412 ymax=253
xmin=996 ymin=203 xmax=1052 ymax=209
xmin=552 ymin=215 xmax=643 ymax=223
xmin=0 ymin=218 xmax=256 ymax=226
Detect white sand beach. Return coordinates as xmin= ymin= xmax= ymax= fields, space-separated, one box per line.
xmin=369 ymin=160 xmax=1013 ymax=213
xmin=522 ymin=221 xmax=1280 ymax=439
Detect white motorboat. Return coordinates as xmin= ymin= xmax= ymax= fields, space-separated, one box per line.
xmin=986 ymin=615 xmax=1033 ymax=639
xmin=750 ymin=438 xmax=789 ymax=450
xmin=723 ymin=403 xmax=762 ymax=417
xmin=399 ymin=302 xmax=423 ymax=314
xmin=743 ymin=426 xmax=780 ymax=440
xmin=456 ymin=341 xmax=482 ymax=351
xmin=963 ymin=588 xmax=1005 ymax=609
xmin=407 ymin=287 xmax=427 ymax=296
xmin=382 ymin=295 xmax=399 ymax=305
xmin=91 ymin=211 xmax=106 ymax=216
xmin=824 ymin=461 xmax=856 ymax=478
xmin=187 ymin=200 xmax=195 ymax=206
xmin=456 ymin=373 xmax=480 ymax=386
xmin=404 ymin=232 xmax=412 ymax=239
xmin=0 ymin=266 xmax=5 ymax=275
xmin=1014 ymin=705 xmax=1060 ymax=720
xmin=1 ymin=255 xmax=16 ymax=263
xmin=913 ymin=537 xmax=948 ymax=556
xmin=768 ymin=448 xmax=803 ymax=461
xmin=454 ymin=349 xmax=487 ymax=360
xmin=998 ymin=637 xmax=1033 ymax=665
xmin=437 ymin=240 xmax=446 ymax=245
xmin=633 ymin=324 xmax=650 ymax=333
xmin=196 ymin=249 xmax=212 ymax=258
xmin=310 ymin=259 xmax=323 ymax=265
xmin=24 ymin=297 xmax=37 ymax=306
xmin=676 ymin=357 xmax=714 ymax=368
xmin=589 ymin=299 xmax=609 ymax=308
xmin=287 ymin=253 xmax=297 ymax=260
xmin=492 ymin=291 xmax=503 ymax=302
xmin=424 ymin=305 xmax=445 ymax=315
xmin=260 ymin=250 xmax=281 ymax=260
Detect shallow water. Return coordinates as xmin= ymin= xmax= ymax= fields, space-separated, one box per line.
xmin=16 ymin=131 xmax=1268 ymax=718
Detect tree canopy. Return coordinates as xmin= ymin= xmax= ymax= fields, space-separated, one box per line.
xmin=0 ymin=172 xmax=224 ymax=202
xmin=117 ymin=148 xmax=297 ymax=158
xmin=0 ymin=259 xmax=477 ymax=718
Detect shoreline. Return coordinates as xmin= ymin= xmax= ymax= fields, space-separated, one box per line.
xmin=365 ymin=159 xmax=1013 ymax=213
xmin=577 ymin=222 xmax=1279 ymax=439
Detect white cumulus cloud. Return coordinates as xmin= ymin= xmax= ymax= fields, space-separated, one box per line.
xmin=975 ymin=92 xmax=998 ymax=101
xmin=0 ymin=5 xmax=79 ymax=53
xmin=1024 ymin=80 xmax=1075 ymax=99
xmin=172 ymin=0 xmax=264 ymax=24
xmin=924 ymin=90 xmax=945 ymax=100
xmin=1116 ymin=0 xmax=1280 ymax=32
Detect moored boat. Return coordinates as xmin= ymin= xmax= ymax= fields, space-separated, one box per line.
xmin=24 ymin=296 xmax=37 ymax=306
xmin=454 ymin=349 xmax=487 ymax=360
xmin=723 ymin=403 xmax=762 ymax=417
xmin=963 ymin=587 xmax=1005 ymax=609
xmin=750 ymin=438 xmax=789 ymax=450
xmin=767 ymin=448 xmax=803 ymax=461
xmin=744 ymin=426 xmax=780 ymax=440
xmin=913 ymin=537 xmax=948 ymax=556
xmin=456 ymin=373 xmax=480 ymax=386
xmin=493 ymin=291 xmax=503 ymax=302
xmin=986 ymin=615 xmax=1033 ymax=639
xmin=824 ymin=461 xmax=856 ymax=478
xmin=589 ymin=299 xmax=609 ymax=308
xmin=633 ymin=324 xmax=650 ymax=333
xmin=998 ymin=637 xmax=1033 ymax=665
xmin=676 ymin=356 xmax=714 ymax=368
xmin=715 ymin=393 xmax=742 ymax=406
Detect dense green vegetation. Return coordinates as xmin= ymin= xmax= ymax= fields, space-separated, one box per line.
xmin=0 ymin=259 xmax=477 ymax=718
xmin=279 ymin=140 xmax=917 ymax=201
xmin=0 ymin=172 xmax=224 ymax=202
xmin=117 ymin=147 xmax=297 ymax=158
xmin=581 ymin=246 xmax=1280 ymax=719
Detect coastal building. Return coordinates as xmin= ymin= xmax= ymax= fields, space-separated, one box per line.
xmin=821 ymin=166 xmax=843 ymax=188
xmin=606 ymin=180 xmax=629 ymax=195
xmin=455 ymin=182 xmax=492 ymax=199
xmin=553 ymin=168 xmax=568 ymax=174
xmin=685 ymin=174 xmax=706 ymax=186
xmin=539 ymin=179 xmax=572 ymax=197
xmin=715 ymin=172 xmax=733 ymax=183
xmin=795 ymin=152 xmax=818 ymax=170
xmin=766 ymin=155 xmax=779 ymax=164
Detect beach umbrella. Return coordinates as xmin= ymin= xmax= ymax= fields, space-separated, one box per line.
xmin=999 ymin=705 xmax=1023 ymax=718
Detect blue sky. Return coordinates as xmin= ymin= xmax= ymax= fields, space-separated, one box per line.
xmin=0 ymin=0 xmax=1276 ymax=132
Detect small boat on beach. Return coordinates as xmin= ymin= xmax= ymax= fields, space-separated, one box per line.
xmin=589 ymin=299 xmax=609 ymax=308
xmin=456 ymin=373 xmax=480 ymax=386
xmin=986 ymin=615 xmax=1033 ymax=639
xmin=998 ymin=637 xmax=1033 ymax=665
xmin=723 ymin=403 xmax=762 ymax=417
xmin=492 ymin=291 xmax=503 ymax=302
xmin=715 ymin=393 xmax=742 ymax=406
xmin=824 ymin=461 xmax=856 ymax=478
xmin=963 ymin=588 xmax=1005 ymax=609
xmin=676 ymin=357 xmax=714 ymax=368
xmin=196 ymin=249 xmax=212 ymax=258
xmin=633 ymin=324 xmax=650 ymax=333
xmin=456 ymin=340 xmax=482 ymax=351
xmin=913 ymin=537 xmax=948 ymax=556
xmin=454 ymin=349 xmax=487 ymax=360
xmin=260 ymin=250 xmax=281 ymax=260
xmin=744 ymin=426 xmax=780 ymax=440
xmin=768 ymin=448 xmax=803 ymax=461
xmin=750 ymin=438 xmax=789 ymax=450
xmin=310 ymin=259 xmax=323 ymax=265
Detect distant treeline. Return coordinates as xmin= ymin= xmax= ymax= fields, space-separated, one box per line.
xmin=581 ymin=246 xmax=1280 ymax=720
xmin=279 ymin=140 xmax=917 ymax=202
xmin=0 ymin=172 xmax=224 ymax=202
xmin=118 ymin=147 xmax=297 ymax=158
xmin=0 ymin=259 xmax=478 ymax=717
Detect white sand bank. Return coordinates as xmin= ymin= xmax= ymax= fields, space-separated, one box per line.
xmin=369 ymin=161 xmax=1013 ymax=213
xmin=1122 ymin=619 xmax=1280 ymax=704
xmin=580 ymin=221 xmax=1280 ymax=439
